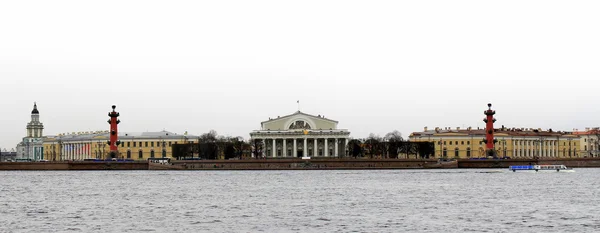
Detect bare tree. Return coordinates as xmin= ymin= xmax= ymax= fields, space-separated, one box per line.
xmin=385 ymin=130 xmax=403 ymax=159
xmin=347 ymin=138 xmax=364 ymax=158
xmin=365 ymin=133 xmax=382 ymax=158
xmin=199 ymin=130 xmax=218 ymax=143
xmin=251 ymin=138 xmax=264 ymax=159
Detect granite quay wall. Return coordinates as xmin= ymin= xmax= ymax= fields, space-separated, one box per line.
xmin=457 ymin=158 xmax=600 ymax=168
xmin=171 ymin=158 xmax=440 ymax=170
xmin=0 ymin=161 xmax=149 ymax=170
xmin=457 ymin=159 xmax=537 ymax=168
xmin=537 ymin=158 xmax=600 ymax=167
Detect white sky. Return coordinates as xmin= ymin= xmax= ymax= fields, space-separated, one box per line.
xmin=1 ymin=0 xmax=599 ymax=149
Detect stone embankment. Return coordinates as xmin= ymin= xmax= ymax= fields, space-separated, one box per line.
xmin=2 ymin=158 xmax=600 ymax=170
xmin=0 ymin=161 xmax=148 ymax=170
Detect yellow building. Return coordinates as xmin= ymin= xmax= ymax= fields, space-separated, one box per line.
xmin=409 ymin=127 xmax=581 ymax=159
xmin=43 ymin=130 xmax=198 ymax=161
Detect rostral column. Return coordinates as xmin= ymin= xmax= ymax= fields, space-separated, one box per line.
xmin=107 ymin=105 xmax=121 ymax=159
xmin=483 ymin=103 xmax=498 ymax=158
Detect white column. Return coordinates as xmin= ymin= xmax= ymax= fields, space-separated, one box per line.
xmin=335 ymin=138 xmax=339 ymax=157
xmin=303 ymin=138 xmax=307 ymax=157
xmin=272 ymin=139 xmax=276 ymax=157
xmin=324 ymin=138 xmax=328 ymax=157
xmin=540 ymin=140 xmax=543 ymax=157
xmin=293 ymin=138 xmax=297 ymax=157
xmin=283 ymin=139 xmax=287 ymax=157
xmin=260 ymin=139 xmax=267 ymax=157
xmin=314 ymin=138 xmax=317 ymax=157
xmin=345 ymin=139 xmax=349 ymax=157
xmin=513 ymin=140 xmax=516 ymax=158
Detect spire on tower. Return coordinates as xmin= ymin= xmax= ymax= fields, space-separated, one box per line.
xmin=31 ymin=102 xmax=39 ymax=114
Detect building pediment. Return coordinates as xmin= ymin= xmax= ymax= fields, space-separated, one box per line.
xmin=261 ymin=111 xmax=338 ymax=131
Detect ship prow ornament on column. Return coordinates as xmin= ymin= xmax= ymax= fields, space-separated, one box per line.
xmin=107 ymin=105 xmax=121 ymax=159
xmin=482 ymin=103 xmax=498 ymax=158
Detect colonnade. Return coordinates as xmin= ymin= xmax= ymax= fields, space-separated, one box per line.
xmin=512 ymin=139 xmax=561 ymax=158
xmin=59 ymin=142 xmax=94 ymax=161
xmin=255 ymin=137 xmax=349 ymax=158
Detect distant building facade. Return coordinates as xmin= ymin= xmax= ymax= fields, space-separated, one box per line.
xmin=250 ymin=111 xmax=351 ymax=158
xmin=16 ymin=103 xmax=45 ymax=161
xmin=43 ymin=131 xmax=198 ymax=161
xmin=1 ymin=149 xmax=17 ymax=162
xmin=409 ymin=126 xmax=581 ymax=159
xmin=573 ymin=127 xmax=600 ymax=157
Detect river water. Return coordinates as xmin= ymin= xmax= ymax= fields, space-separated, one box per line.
xmin=1 ymin=169 xmax=599 ymax=233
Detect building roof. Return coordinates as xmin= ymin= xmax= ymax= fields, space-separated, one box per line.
xmin=44 ymin=130 xmax=198 ymax=142
xmin=410 ymin=127 xmax=578 ymax=138
xmin=260 ymin=111 xmax=339 ymax=124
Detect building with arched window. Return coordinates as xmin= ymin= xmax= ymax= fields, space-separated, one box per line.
xmin=250 ymin=111 xmax=351 ymax=158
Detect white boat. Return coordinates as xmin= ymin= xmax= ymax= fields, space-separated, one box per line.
xmin=509 ymin=164 xmax=574 ymax=172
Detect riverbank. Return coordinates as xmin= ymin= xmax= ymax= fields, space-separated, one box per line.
xmin=2 ymin=158 xmax=600 ymax=170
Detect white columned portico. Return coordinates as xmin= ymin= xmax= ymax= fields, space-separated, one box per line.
xmin=334 ymin=138 xmax=339 ymax=157
xmin=250 ymin=111 xmax=351 ymax=159
xmin=272 ymin=139 xmax=276 ymax=157
xmin=283 ymin=139 xmax=287 ymax=157
xmin=324 ymin=138 xmax=328 ymax=157
xmin=314 ymin=138 xmax=317 ymax=157
xmin=293 ymin=139 xmax=297 ymax=157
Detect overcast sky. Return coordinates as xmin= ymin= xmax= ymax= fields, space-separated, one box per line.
xmin=1 ymin=0 xmax=599 ymax=149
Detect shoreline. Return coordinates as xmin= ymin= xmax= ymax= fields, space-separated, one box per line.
xmin=1 ymin=158 xmax=600 ymax=170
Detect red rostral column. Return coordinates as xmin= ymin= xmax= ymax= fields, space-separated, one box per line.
xmin=107 ymin=105 xmax=121 ymax=159
xmin=483 ymin=103 xmax=498 ymax=158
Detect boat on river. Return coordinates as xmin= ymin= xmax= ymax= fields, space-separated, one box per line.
xmin=509 ymin=164 xmax=574 ymax=172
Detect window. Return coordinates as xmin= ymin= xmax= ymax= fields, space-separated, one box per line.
xmin=308 ymin=149 xmax=312 ymax=156
xmin=450 ymin=141 xmax=453 ymax=145
xmin=466 ymin=148 xmax=471 ymax=157
xmin=318 ymin=149 xmax=323 ymax=156
xmin=443 ymin=141 xmax=447 ymax=145
xmin=138 ymin=150 xmax=143 ymax=159
xmin=585 ymin=145 xmax=587 ymax=151
xmin=454 ymin=148 xmax=459 ymax=157
xmin=455 ymin=141 xmax=458 ymax=145
xmin=288 ymin=149 xmax=292 ymax=157
xmin=461 ymin=141 xmax=464 ymax=145
xmin=151 ymin=142 xmax=154 ymax=147
xmin=168 ymin=142 xmax=172 ymax=146
xmin=467 ymin=141 xmax=470 ymax=145
xmin=127 ymin=142 xmax=130 ymax=147
xmin=145 ymin=142 xmax=148 ymax=147
xmin=585 ymin=139 xmax=587 ymax=142
xmin=162 ymin=150 xmax=167 ymax=158
xmin=133 ymin=142 xmax=137 ymax=147
xmin=150 ymin=150 xmax=155 ymax=158
xmin=479 ymin=141 xmax=482 ymax=145
xmin=127 ymin=150 xmax=131 ymax=159
xmin=443 ymin=148 xmax=447 ymax=157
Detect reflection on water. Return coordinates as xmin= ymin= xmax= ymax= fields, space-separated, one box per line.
xmin=1 ymin=169 xmax=599 ymax=232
